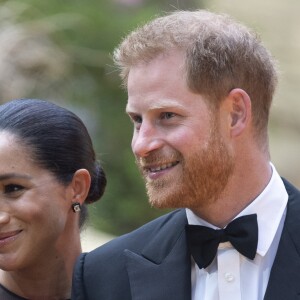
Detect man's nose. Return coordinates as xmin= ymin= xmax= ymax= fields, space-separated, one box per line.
xmin=132 ymin=122 xmax=163 ymax=158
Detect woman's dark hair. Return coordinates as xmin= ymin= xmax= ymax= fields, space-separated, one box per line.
xmin=0 ymin=98 xmax=106 ymax=227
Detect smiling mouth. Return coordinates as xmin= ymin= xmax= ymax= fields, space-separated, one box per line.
xmin=146 ymin=161 xmax=179 ymax=173
xmin=0 ymin=230 xmax=22 ymax=241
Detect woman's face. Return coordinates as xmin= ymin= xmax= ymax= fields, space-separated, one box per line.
xmin=0 ymin=131 xmax=74 ymax=271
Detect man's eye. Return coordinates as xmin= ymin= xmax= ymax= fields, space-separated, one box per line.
xmin=161 ymin=112 xmax=176 ymax=119
xmin=129 ymin=115 xmax=142 ymax=130
xmin=4 ymin=184 xmax=24 ymax=194
xmin=132 ymin=115 xmax=142 ymax=124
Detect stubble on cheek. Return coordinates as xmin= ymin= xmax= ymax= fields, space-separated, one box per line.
xmin=135 ymin=129 xmax=235 ymax=211
xmin=135 ymin=151 xmax=184 ymax=208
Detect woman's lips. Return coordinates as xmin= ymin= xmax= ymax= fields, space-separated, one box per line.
xmin=0 ymin=230 xmax=22 ymax=247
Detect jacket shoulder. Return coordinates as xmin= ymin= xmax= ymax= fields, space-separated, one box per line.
xmin=72 ymin=209 xmax=187 ymax=299
xmin=90 ymin=208 xmax=186 ymax=258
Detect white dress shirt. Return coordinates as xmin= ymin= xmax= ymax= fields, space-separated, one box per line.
xmin=186 ymin=163 xmax=288 ymax=300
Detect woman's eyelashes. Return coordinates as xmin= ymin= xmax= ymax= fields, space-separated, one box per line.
xmin=3 ymin=184 xmax=25 ymax=196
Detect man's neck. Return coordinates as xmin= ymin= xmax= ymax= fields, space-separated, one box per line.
xmin=190 ymin=158 xmax=272 ymax=228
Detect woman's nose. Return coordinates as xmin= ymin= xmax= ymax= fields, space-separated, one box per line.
xmin=0 ymin=211 xmax=10 ymax=224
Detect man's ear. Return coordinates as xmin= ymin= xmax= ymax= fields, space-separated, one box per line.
xmin=227 ymin=88 xmax=252 ymax=137
xmin=69 ymin=169 xmax=91 ymax=205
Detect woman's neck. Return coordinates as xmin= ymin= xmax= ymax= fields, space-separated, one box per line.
xmin=0 ymin=238 xmax=81 ymax=299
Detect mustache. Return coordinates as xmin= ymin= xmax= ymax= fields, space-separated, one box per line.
xmin=135 ymin=151 xmax=182 ymax=167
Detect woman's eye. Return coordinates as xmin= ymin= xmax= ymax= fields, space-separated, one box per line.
xmin=4 ymin=184 xmax=24 ymax=194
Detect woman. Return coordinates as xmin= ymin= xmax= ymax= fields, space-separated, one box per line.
xmin=0 ymin=99 xmax=106 ymax=299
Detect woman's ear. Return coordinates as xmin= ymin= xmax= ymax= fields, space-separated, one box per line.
xmin=69 ymin=169 xmax=91 ymax=205
xmin=227 ymin=88 xmax=252 ymax=137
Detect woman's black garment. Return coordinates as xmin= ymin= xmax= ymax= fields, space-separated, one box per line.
xmin=0 ymin=283 xmax=71 ymax=300
xmin=0 ymin=283 xmax=28 ymax=300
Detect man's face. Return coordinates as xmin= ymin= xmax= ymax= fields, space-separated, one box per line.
xmin=126 ymin=51 xmax=234 ymax=211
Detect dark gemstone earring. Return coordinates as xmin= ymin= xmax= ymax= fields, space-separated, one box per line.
xmin=72 ymin=202 xmax=81 ymax=213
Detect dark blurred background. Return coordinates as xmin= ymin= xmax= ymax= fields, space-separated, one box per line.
xmin=0 ymin=0 xmax=299 ymax=238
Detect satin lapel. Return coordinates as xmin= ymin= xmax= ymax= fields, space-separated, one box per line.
xmin=264 ymin=180 xmax=300 ymax=300
xmin=125 ymin=209 xmax=191 ymax=300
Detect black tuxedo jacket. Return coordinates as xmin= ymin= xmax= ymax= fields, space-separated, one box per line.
xmin=72 ymin=179 xmax=300 ymax=300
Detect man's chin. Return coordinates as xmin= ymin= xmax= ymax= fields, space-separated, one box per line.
xmin=147 ymin=191 xmax=181 ymax=209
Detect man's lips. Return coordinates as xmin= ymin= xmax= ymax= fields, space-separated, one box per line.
xmin=144 ymin=161 xmax=179 ymax=173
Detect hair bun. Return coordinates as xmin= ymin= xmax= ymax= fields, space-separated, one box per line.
xmin=86 ymin=162 xmax=107 ymax=204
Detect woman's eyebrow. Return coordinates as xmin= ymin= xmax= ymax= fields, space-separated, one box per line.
xmin=0 ymin=173 xmax=32 ymax=181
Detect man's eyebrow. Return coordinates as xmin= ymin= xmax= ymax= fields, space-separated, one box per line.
xmin=0 ymin=173 xmax=32 ymax=181
xmin=126 ymin=100 xmax=186 ymax=113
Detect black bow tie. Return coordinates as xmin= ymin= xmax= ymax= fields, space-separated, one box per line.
xmin=185 ymin=214 xmax=258 ymax=269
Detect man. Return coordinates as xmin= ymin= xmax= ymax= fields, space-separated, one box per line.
xmin=72 ymin=10 xmax=300 ymax=300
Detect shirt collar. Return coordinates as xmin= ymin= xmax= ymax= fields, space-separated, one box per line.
xmin=186 ymin=163 xmax=288 ymax=256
